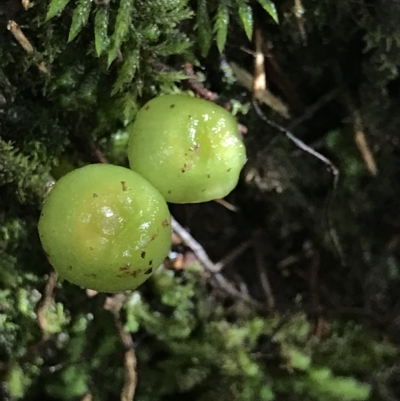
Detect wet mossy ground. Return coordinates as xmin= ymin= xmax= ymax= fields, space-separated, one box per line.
xmin=1 ymin=1 xmax=400 ymax=400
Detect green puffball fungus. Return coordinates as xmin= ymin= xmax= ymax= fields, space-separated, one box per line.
xmin=38 ymin=164 xmax=172 ymax=293
xmin=127 ymin=94 xmax=247 ymax=203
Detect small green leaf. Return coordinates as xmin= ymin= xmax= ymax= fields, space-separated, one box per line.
xmin=7 ymin=362 xmax=26 ymax=398
xmin=154 ymin=36 xmax=192 ymax=56
xmin=197 ymin=0 xmax=213 ymax=57
xmin=107 ymin=0 xmax=135 ymax=66
xmin=68 ymin=0 xmax=92 ymax=42
xmin=94 ymin=7 xmax=110 ymax=56
xmin=61 ymin=365 xmax=89 ymax=397
xmin=257 ymin=0 xmax=279 ymax=23
xmin=307 ymin=367 xmax=371 ymax=400
xmin=285 ymin=347 xmax=311 ymax=371
xmin=111 ymin=50 xmax=139 ymax=95
xmin=46 ymin=0 xmax=71 ymax=21
xmin=215 ymin=3 xmax=229 ymax=53
xmin=236 ymin=1 xmax=253 ymax=41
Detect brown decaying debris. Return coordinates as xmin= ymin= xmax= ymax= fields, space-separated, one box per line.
xmin=340 ymin=72 xmax=378 ymax=177
xmin=253 ymin=27 xmax=267 ymax=100
xmin=22 ymin=0 xmax=31 ymax=11
xmin=36 ymin=271 xmax=58 ymax=339
xmin=294 ymin=0 xmax=307 ymax=43
xmin=353 ymin=110 xmax=378 ymax=176
xmin=80 ymin=394 xmax=93 ymax=401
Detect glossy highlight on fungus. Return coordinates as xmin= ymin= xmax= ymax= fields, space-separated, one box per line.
xmin=127 ymin=94 xmax=247 ymax=203
xmin=38 ymin=164 xmax=172 ymax=292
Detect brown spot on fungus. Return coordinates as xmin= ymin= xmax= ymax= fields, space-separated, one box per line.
xmin=207 ymin=174 xmax=211 ymax=178
xmin=118 ymin=263 xmax=136 ymax=277
xmin=129 ymin=269 xmax=142 ymax=278
xmin=170 ymin=104 xmax=175 ymax=108
xmin=121 ymin=181 xmax=127 ymax=191
xmin=141 ymin=251 xmax=146 ymax=259
xmin=119 ymin=263 xmax=131 ymax=272
xmin=144 ymin=267 xmax=153 ymax=275
xmin=162 ymin=219 xmax=169 ymax=228
xmin=148 ymin=260 xmax=153 ymax=266
xmin=181 ymin=163 xmax=190 ymax=173
xmin=93 ymin=193 xmax=98 ymax=198
xmin=167 ymin=190 xmax=172 ymax=194
xmin=227 ymin=168 xmax=231 ymax=172
xmin=144 ymin=105 xmax=150 ymax=110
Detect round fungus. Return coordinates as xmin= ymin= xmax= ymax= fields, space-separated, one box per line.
xmin=38 ymin=164 xmax=171 ymax=292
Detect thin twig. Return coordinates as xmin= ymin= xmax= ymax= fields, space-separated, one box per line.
xmin=214 ymin=239 xmax=253 ymax=272
xmin=253 ymin=101 xmax=338 ymax=170
xmin=252 ymin=100 xmax=346 ymax=267
xmin=74 ymin=129 xmax=109 ymax=165
xmin=105 ymin=295 xmax=137 ymax=401
xmin=171 ymin=217 xmax=263 ymax=309
xmin=308 ymin=251 xmax=330 ymax=338
xmin=231 ymin=62 xmax=290 ymax=119
xmin=183 ymin=62 xmax=218 ymax=102
xmin=92 ymin=148 xmax=109 ymax=164
xmin=309 ymin=251 xmax=320 ymax=313
xmin=214 ymin=198 xmax=239 ymax=212
xmin=292 ymin=267 xmax=341 ymax=308
xmin=287 ymin=88 xmax=340 ymax=131
xmin=260 ymin=43 xmax=305 ymax=114
xmin=7 ymin=20 xmax=49 ymax=74
xmin=212 ymin=273 xmax=264 ymax=309
xmin=238 ymin=123 xmax=248 ymax=136
xmin=252 ymin=231 xmax=275 ymax=313
xmin=340 ymin=77 xmax=378 ymax=176
xmin=172 ymin=216 xmax=249 ymax=273
xmin=118 ymin=318 xmax=137 ymax=401
xmin=171 ymin=217 xmax=217 ymax=273
xmin=8 ymin=20 xmax=33 ymax=53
